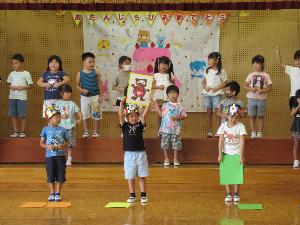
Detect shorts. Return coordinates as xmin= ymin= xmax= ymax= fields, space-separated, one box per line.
xmin=247 ymin=98 xmax=266 ymax=117
xmin=124 ymin=151 xmax=149 ymax=180
xmin=289 ymin=96 xmax=297 ymax=111
xmin=46 ymin=155 xmax=66 ymax=183
xmin=81 ymin=95 xmax=102 ymax=120
xmin=203 ymin=95 xmax=222 ymax=109
xmin=42 ymin=99 xmax=59 ymax=118
xmin=161 ymin=133 xmax=182 ymax=151
xmin=8 ymin=99 xmax=27 ymax=117
xmin=67 ymin=127 xmax=76 ymax=148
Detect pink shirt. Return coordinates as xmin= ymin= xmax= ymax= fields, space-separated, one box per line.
xmin=245 ymin=72 xmax=272 ymax=100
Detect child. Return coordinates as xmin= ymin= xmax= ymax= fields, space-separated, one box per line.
xmin=244 ymin=55 xmax=272 ymax=138
xmin=55 ymin=85 xmax=83 ymax=167
xmin=37 ymin=55 xmax=70 ymax=118
xmin=216 ymin=81 xmax=246 ymax=123
xmin=76 ymin=52 xmax=102 ymax=138
xmin=119 ymin=97 xmax=151 ymax=203
xmin=112 ymin=56 xmax=132 ymax=107
xmin=7 ymin=54 xmax=33 ymax=138
xmin=275 ymin=46 xmax=300 ymax=110
xmin=289 ymin=89 xmax=300 ymax=169
xmin=155 ymin=85 xmax=187 ymax=168
xmin=217 ymin=104 xmax=247 ymax=202
xmin=202 ymin=52 xmax=227 ymax=138
xmin=40 ymin=105 xmax=69 ymax=202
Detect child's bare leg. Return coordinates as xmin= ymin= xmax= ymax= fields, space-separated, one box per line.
xmin=207 ymin=108 xmax=213 ymax=133
xmin=139 ymin=177 xmax=146 ymax=193
xmin=225 ymin=185 xmax=231 ymax=194
xmin=56 ymin=182 xmax=62 ymax=193
xmin=164 ymin=150 xmax=169 ymax=161
xmin=93 ymin=119 xmax=99 ymax=132
xmin=20 ymin=117 xmax=26 ymax=132
xmin=214 ymin=110 xmax=221 ymax=127
xmin=258 ymin=116 xmax=265 ymax=132
xmin=293 ymin=138 xmax=299 ymax=160
xmin=128 ymin=179 xmax=135 ymax=193
xmin=174 ymin=150 xmax=179 ymax=161
xmin=49 ymin=183 xmax=55 ymax=194
xmin=11 ymin=117 xmax=18 ymax=132
xmin=234 ymin=184 xmax=240 ymax=194
xmin=83 ymin=119 xmax=89 ymax=132
xmin=67 ymin=147 xmax=72 ymax=160
xmin=249 ymin=116 xmax=256 ymax=132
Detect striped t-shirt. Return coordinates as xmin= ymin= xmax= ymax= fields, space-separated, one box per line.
xmin=80 ymin=69 xmax=99 ymax=97
xmin=7 ymin=71 xmax=33 ymax=100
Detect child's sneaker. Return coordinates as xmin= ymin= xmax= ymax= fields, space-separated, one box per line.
xmin=92 ymin=131 xmax=100 ymax=138
xmin=225 ymin=193 xmax=232 ymax=202
xmin=251 ymin=132 xmax=256 ymax=138
xmin=54 ymin=193 xmax=62 ymax=202
xmin=10 ymin=132 xmax=19 ymax=138
xmin=207 ymin=131 xmax=213 ymax=138
xmin=127 ymin=196 xmax=136 ymax=203
xmin=163 ymin=159 xmax=170 ymax=168
xmin=48 ymin=193 xmax=55 ymax=201
xmin=19 ymin=132 xmax=26 ymax=138
xmin=293 ymin=160 xmax=299 ymax=169
xmin=233 ymin=194 xmax=240 ymax=202
xmin=82 ymin=131 xmax=89 ymax=138
xmin=141 ymin=197 xmax=148 ymax=203
xmin=256 ymin=132 xmax=263 ymax=138
xmin=173 ymin=159 xmax=180 ymax=167
xmin=66 ymin=159 xmax=72 ymax=167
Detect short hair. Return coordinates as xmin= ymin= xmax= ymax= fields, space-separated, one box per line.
xmin=47 ymin=55 xmax=63 ymax=71
xmin=294 ymin=50 xmax=300 ymax=60
xmin=119 ymin=56 xmax=131 ymax=66
xmin=252 ymin=55 xmax=265 ymax=65
xmin=225 ymin=81 xmax=240 ymax=96
xmin=60 ymin=84 xmax=72 ymax=93
xmin=295 ymin=89 xmax=300 ymax=98
xmin=166 ymin=85 xmax=179 ymax=95
xmin=11 ymin=54 xmax=24 ymax=63
xmin=82 ymin=52 xmax=95 ymax=61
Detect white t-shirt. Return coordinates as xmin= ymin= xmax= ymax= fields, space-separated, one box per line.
xmin=7 ymin=71 xmax=33 ymax=100
xmin=217 ymin=122 xmax=247 ymax=155
xmin=153 ymin=73 xmax=174 ymax=101
xmin=202 ymin=69 xmax=227 ymax=96
xmin=285 ymin=65 xmax=300 ymax=97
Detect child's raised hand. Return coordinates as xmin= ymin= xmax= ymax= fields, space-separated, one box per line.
xmin=218 ymin=155 xmax=223 ymax=163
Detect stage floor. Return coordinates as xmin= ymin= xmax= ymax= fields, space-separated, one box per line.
xmin=0 ymin=164 xmax=299 ymax=225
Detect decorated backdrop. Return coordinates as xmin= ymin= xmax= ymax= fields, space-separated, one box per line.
xmin=82 ymin=11 xmax=224 ymax=112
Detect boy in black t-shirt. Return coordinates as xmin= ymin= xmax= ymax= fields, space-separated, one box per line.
xmin=119 ymin=97 xmax=151 ymax=204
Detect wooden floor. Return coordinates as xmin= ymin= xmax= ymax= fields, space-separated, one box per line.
xmin=0 ymin=164 xmax=299 ymax=225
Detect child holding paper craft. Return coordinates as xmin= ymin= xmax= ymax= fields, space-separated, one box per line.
xmin=289 ymin=89 xmax=300 ymax=169
xmin=202 ymin=52 xmax=228 ymax=138
xmin=112 ymin=56 xmax=132 ymax=107
xmin=217 ymin=104 xmax=247 ymax=202
xmin=40 ymin=105 xmax=69 ymax=202
xmin=155 ymin=85 xmax=187 ymax=168
xmin=119 ymin=97 xmax=151 ymax=204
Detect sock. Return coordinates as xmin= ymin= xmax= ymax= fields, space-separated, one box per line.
xmin=226 ymin=192 xmax=231 ymax=196
xmin=56 ymin=192 xmax=60 ymax=196
xmin=130 ymin=192 xmax=136 ymax=198
xmin=233 ymin=192 xmax=239 ymax=196
xmin=141 ymin=192 xmax=146 ymax=198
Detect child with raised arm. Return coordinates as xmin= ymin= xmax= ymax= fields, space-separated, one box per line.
xmin=155 ymin=85 xmax=187 ymax=168
xmin=119 ymin=97 xmax=151 ymax=204
xmin=217 ymin=104 xmax=247 ymax=202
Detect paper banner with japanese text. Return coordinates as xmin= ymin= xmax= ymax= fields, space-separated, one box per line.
xmin=174 ymin=12 xmax=185 ymax=26
xmin=101 ymin=12 xmax=113 ymax=26
xmin=129 ymin=12 xmax=143 ymax=27
xmin=188 ymin=12 xmax=200 ymax=26
xmin=218 ymin=12 xmax=228 ymax=26
xmin=145 ymin=11 xmax=158 ymax=26
xmin=71 ymin=11 xmax=83 ymax=26
xmin=86 ymin=12 xmax=97 ymax=26
xmin=204 ymin=13 xmax=214 ymax=26
xmin=115 ymin=12 xmax=128 ymax=27
xmin=160 ymin=11 xmax=172 ymax=26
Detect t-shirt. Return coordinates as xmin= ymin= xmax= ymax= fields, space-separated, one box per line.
xmin=245 ymin=72 xmax=272 ymax=100
xmin=55 ymin=100 xmax=80 ymax=129
xmin=202 ymin=69 xmax=227 ymax=96
xmin=285 ymin=65 xmax=300 ymax=97
xmin=159 ymin=102 xmax=187 ymax=135
xmin=112 ymin=71 xmax=130 ymax=100
xmin=217 ymin=98 xmax=245 ymax=123
xmin=41 ymin=71 xmax=65 ymax=100
xmin=80 ymin=69 xmax=99 ymax=97
xmin=153 ymin=73 xmax=174 ymax=101
xmin=40 ymin=125 xmax=68 ymax=157
xmin=7 ymin=71 xmax=33 ymax=100
xmin=121 ymin=121 xmax=145 ymax=152
xmin=216 ymin=122 xmax=247 ymax=155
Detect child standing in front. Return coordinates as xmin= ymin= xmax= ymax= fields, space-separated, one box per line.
xmin=244 ymin=55 xmax=272 ymax=138
xmin=55 ymin=85 xmax=82 ymax=167
xmin=76 ymin=52 xmax=102 ymax=138
xmin=217 ymin=104 xmax=247 ymax=202
xmin=112 ymin=56 xmax=132 ymax=107
xmin=37 ymin=55 xmax=70 ymax=118
xmin=40 ymin=105 xmax=69 ymax=202
xmin=155 ymin=85 xmax=187 ymax=168
xmin=119 ymin=97 xmax=151 ymax=203
xmin=7 ymin=54 xmax=33 ymax=138
xmin=202 ymin=52 xmax=228 ymax=138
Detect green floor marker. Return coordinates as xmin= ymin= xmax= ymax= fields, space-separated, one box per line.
xmin=105 ymin=202 xmax=132 ymax=208
xmin=238 ymin=204 xmax=263 ymax=210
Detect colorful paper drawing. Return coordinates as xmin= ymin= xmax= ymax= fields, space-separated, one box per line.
xmin=127 ymin=73 xmax=153 ymax=107
xmin=97 ymin=39 xmax=111 ymax=50
xmin=190 ymin=60 xmax=206 ymax=79
xmin=220 ymin=154 xmax=244 ymax=185
xmin=105 ymin=202 xmax=132 ymax=208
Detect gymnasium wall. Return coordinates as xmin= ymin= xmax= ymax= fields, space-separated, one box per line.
xmin=0 ymin=10 xmax=299 ymax=138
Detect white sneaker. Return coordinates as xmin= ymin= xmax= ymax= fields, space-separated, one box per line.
xmin=141 ymin=197 xmax=148 ymax=203
xmin=92 ymin=131 xmax=100 ymax=138
xmin=293 ymin=160 xmax=299 ymax=169
xmin=233 ymin=194 xmax=240 ymax=202
xmin=19 ymin=132 xmax=26 ymax=138
xmin=82 ymin=131 xmax=89 ymax=138
xmin=127 ymin=197 xmax=136 ymax=203
xmin=163 ymin=159 xmax=170 ymax=168
xmin=207 ymin=131 xmax=213 ymax=138
xmin=251 ymin=132 xmax=256 ymax=138
xmin=173 ymin=159 xmax=180 ymax=167
xmin=256 ymin=132 xmax=263 ymax=138
xmin=10 ymin=132 xmax=19 ymax=138
xmin=225 ymin=194 xmax=232 ymax=202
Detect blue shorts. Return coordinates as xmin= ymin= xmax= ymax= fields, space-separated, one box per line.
xmin=124 ymin=151 xmax=149 ymax=180
xmin=247 ymin=98 xmax=266 ymax=117
xmin=8 ymin=99 xmax=27 ymax=117
xmin=203 ymin=95 xmax=222 ymax=109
